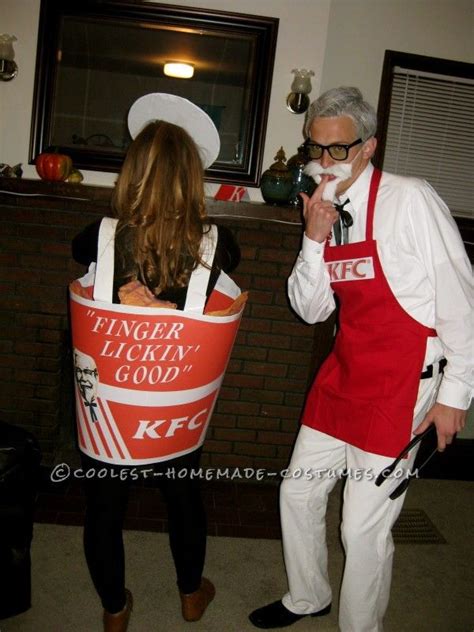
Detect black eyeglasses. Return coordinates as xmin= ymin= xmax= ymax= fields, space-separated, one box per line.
xmin=303 ymin=138 xmax=362 ymax=161
xmin=374 ymin=425 xmax=438 ymax=500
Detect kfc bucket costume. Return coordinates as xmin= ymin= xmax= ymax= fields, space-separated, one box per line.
xmin=71 ymin=218 xmax=243 ymax=465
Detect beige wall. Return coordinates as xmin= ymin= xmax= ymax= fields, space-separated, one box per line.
xmin=1 ymin=0 xmax=41 ymax=179
xmin=0 ymin=0 xmax=331 ymax=196
xmin=1 ymin=0 xmax=473 ymax=200
xmin=321 ymin=0 xmax=474 ymax=107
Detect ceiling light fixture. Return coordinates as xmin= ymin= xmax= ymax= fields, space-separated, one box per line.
xmin=163 ymin=62 xmax=194 ymax=79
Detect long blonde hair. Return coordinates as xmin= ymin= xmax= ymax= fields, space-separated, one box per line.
xmin=112 ymin=120 xmax=207 ymax=294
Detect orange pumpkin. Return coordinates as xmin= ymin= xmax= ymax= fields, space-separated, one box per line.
xmin=35 ymin=153 xmax=73 ymax=181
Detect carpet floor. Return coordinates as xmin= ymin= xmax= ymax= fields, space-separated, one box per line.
xmin=1 ymin=479 xmax=472 ymax=632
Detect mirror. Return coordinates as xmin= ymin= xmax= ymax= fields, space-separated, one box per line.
xmin=29 ymin=0 xmax=279 ymax=186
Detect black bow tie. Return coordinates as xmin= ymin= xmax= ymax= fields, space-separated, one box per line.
xmin=84 ymin=398 xmax=98 ymax=422
xmin=334 ymin=198 xmax=353 ymax=228
xmin=333 ymin=198 xmax=353 ymax=245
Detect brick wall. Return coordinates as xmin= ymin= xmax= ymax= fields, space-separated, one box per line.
xmin=2 ymin=179 xmax=471 ymax=471
xmin=0 ymin=179 xmax=335 ymax=471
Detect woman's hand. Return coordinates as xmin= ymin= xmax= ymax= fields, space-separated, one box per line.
xmin=118 ymin=280 xmax=177 ymax=309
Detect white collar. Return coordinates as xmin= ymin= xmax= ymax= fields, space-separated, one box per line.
xmin=337 ymin=162 xmax=374 ymax=211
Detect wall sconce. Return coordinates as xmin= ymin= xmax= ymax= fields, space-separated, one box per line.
xmin=287 ymin=68 xmax=314 ymax=114
xmin=163 ymin=61 xmax=194 ymax=79
xmin=0 ymin=34 xmax=18 ymax=81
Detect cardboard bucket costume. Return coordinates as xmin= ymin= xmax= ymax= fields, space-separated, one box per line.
xmin=69 ymin=94 xmax=244 ymax=464
xmin=70 ymin=219 xmax=244 ymax=464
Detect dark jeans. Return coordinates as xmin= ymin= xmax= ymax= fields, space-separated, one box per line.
xmin=81 ymin=449 xmax=206 ymax=614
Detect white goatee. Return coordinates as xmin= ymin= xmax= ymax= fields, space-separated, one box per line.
xmin=304 ymin=161 xmax=353 ymax=201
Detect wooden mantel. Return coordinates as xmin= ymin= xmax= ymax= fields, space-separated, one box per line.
xmin=0 ymin=177 xmax=302 ymax=225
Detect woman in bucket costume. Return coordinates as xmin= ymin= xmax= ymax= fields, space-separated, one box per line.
xmin=71 ymin=95 xmax=240 ymax=632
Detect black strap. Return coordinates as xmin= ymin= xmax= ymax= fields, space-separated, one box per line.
xmin=333 ymin=217 xmax=342 ymax=245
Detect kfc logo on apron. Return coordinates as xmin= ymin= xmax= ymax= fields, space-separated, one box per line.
xmin=327 ymin=257 xmax=375 ymax=282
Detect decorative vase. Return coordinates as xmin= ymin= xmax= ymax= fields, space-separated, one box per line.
xmin=260 ymin=147 xmax=293 ymax=206
xmin=287 ymin=144 xmax=316 ymax=208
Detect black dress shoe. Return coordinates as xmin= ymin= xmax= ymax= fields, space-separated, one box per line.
xmin=248 ymin=600 xmax=331 ymax=629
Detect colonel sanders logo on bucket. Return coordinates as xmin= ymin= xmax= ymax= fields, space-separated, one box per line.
xmin=74 ymin=348 xmax=99 ymax=422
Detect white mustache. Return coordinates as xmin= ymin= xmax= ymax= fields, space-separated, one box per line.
xmin=304 ymin=162 xmax=352 ymax=201
xmin=304 ymin=161 xmax=352 ymax=181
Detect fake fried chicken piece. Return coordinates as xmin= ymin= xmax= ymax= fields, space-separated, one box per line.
xmin=118 ymin=280 xmax=177 ymax=309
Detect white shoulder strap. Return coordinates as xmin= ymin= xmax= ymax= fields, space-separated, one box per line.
xmin=93 ymin=219 xmax=217 ymax=311
xmin=93 ymin=217 xmax=118 ymax=302
xmin=184 ymin=224 xmax=218 ymax=313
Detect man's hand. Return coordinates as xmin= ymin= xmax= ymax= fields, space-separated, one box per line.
xmin=299 ymin=175 xmax=339 ymax=243
xmin=414 ymin=403 xmax=467 ymax=451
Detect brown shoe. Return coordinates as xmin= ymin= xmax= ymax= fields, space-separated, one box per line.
xmin=103 ymin=589 xmax=133 ymax=632
xmin=180 ymin=577 xmax=216 ymax=622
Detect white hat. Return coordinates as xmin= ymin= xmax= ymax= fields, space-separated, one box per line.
xmin=127 ymin=93 xmax=220 ymax=169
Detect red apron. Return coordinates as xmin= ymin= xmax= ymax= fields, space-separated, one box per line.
xmin=301 ymin=169 xmax=436 ymax=458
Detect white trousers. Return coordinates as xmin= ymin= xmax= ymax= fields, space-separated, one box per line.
xmin=280 ymin=376 xmax=441 ymax=632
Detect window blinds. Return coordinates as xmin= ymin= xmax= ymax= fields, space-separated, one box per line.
xmin=383 ymin=67 xmax=474 ymax=218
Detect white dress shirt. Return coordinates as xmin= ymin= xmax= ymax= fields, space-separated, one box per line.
xmin=288 ymin=163 xmax=473 ymax=410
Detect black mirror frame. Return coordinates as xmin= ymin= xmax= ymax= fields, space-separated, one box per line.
xmin=29 ymin=0 xmax=279 ymax=186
